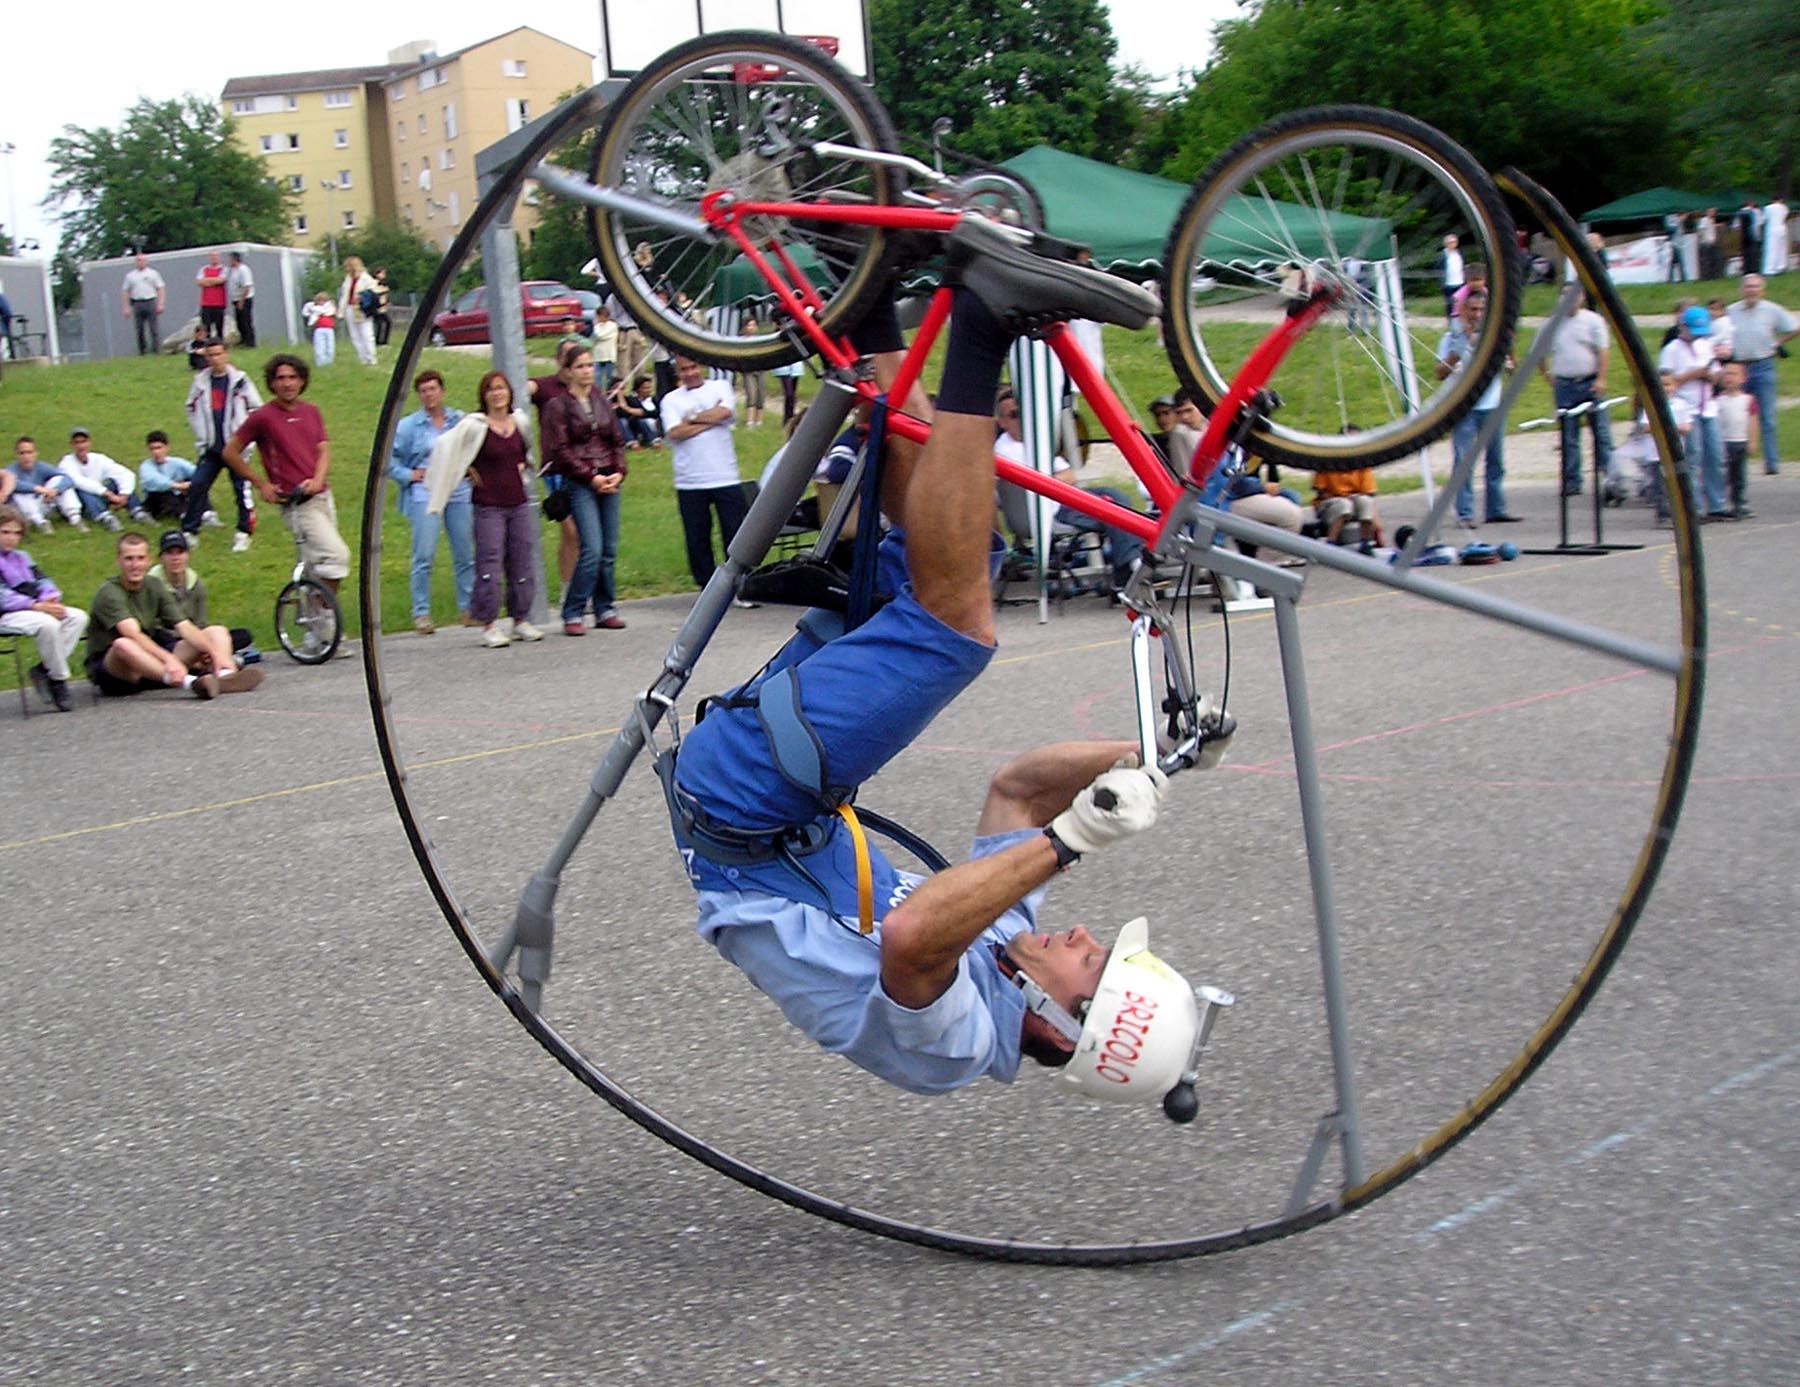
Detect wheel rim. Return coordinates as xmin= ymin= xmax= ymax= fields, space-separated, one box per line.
xmin=592 ymin=41 xmax=892 ymax=360
xmin=1167 ymin=119 xmax=1514 ymax=466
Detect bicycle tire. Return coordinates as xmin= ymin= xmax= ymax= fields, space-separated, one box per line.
xmin=275 ymin=577 xmax=340 ymax=665
xmin=1161 ymin=106 xmax=1520 ymax=471
xmin=588 ymin=31 xmax=901 ymax=371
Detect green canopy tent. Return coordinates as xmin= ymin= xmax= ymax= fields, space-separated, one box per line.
xmin=711 ymin=242 xmax=830 ymax=308
xmin=1580 ymin=186 xmax=1761 ymax=227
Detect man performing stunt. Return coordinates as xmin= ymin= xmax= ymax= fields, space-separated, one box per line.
xmin=667 ymin=223 xmax=1212 ymax=1109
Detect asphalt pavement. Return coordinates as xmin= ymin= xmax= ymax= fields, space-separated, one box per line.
xmin=3 ymin=465 xmax=1794 ymax=1385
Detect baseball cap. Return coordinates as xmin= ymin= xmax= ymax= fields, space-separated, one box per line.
xmin=69 ymin=427 xmax=90 ymax=440
xmin=158 ymin=529 xmax=191 ymax=552
xmin=1680 ymin=305 xmax=1713 ymax=336
xmin=1150 ymin=396 xmax=1175 ymax=411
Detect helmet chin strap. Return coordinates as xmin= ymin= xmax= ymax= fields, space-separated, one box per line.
xmin=994 ymin=946 xmax=1085 ymax=1045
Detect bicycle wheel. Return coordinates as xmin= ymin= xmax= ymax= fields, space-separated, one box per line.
xmin=275 ymin=577 xmax=340 ymax=665
xmin=588 ymin=30 xmax=901 ymax=371
xmin=1161 ymin=106 xmax=1520 ymax=470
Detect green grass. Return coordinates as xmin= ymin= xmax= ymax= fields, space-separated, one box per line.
xmin=1519 ymin=274 xmax=1748 ymax=320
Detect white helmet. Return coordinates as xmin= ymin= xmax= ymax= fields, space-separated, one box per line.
xmin=1060 ymin=918 xmax=1200 ymax=1104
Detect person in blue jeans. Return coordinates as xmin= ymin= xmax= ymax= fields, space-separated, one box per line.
xmin=1436 ymin=289 xmax=1518 ymax=524
xmin=541 ymin=343 xmax=628 ymax=633
xmin=389 ymin=369 xmax=472 ymax=634
xmin=667 ymin=223 xmax=1211 ymax=1106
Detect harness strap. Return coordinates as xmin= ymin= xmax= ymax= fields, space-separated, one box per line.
xmin=835 ymin=803 xmax=875 ymax=934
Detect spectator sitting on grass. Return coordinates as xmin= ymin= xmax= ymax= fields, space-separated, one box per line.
xmin=10 ymin=437 xmax=84 ymax=532
xmin=148 ymin=529 xmax=255 ymax=657
xmin=0 ymin=503 xmax=88 ymax=712
xmin=137 ymin=431 xmax=197 ymax=522
xmin=87 ymin=531 xmax=263 ymax=700
xmin=59 ymin=428 xmax=147 ymax=530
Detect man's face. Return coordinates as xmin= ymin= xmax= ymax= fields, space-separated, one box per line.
xmin=1005 ymin=926 xmax=1107 ymax=1032
xmin=148 ymin=440 xmax=168 ymax=463
xmin=70 ymin=436 xmax=91 ymax=461
xmin=204 ymin=343 xmax=229 ymax=374
xmin=416 ymin=378 xmax=445 ymax=412
xmin=0 ymin=518 xmax=23 ymax=554
xmin=1445 ymin=235 xmax=1459 ymax=251
xmin=15 ymin=441 xmax=37 ymax=469
xmin=675 ymin=357 xmax=704 ymax=389
xmin=997 ymin=398 xmax=1021 ymax=440
xmin=1742 ymin=275 xmax=1765 ymax=304
xmin=117 ymin=541 xmax=151 ymax=588
xmin=1173 ymin=399 xmax=1204 ymax=431
xmin=1460 ymin=294 xmax=1488 ymax=332
xmin=269 ymin=365 xmax=305 ymax=403
xmin=207 ymin=251 xmax=221 ymax=266
xmin=161 ymin=546 xmax=190 ymax=580
xmin=134 ymin=254 xmax=148 ymax=271
xmin=1151 ymin=404 xmax=1175 ymax=432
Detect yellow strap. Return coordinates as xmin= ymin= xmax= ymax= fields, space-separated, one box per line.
xmin=835 ymin=803 xmax=875 ymax=935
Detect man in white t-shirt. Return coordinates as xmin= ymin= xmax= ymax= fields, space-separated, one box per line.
xmin=1657 ymin=305 xmax=1728 ymax=517
xmin=1537 ymin=294 xmax=1615 ymax=498
xmin=121 ymin=253 xmax=167 ymax=356
xmin=661 ymin=354 xmax=748 ymax=592
xmin=1727 ymin=274 xmax=1799 ymax=474
xmin=1441 ymin=234 xmax=1464 ymax=321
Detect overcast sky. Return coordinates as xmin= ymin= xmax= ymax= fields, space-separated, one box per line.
xmin=0 ymin=0 xmax=1238 ymax=256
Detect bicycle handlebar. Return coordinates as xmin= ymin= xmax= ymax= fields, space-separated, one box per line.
xmin=1517 ymin=395 xmax=1631 ymax=430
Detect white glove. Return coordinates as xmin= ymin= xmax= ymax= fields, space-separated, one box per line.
xmin=1050 ymin=764 xmax=1170 ymax=856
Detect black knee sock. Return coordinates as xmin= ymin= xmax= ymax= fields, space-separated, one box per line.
xmin=936 ymin=289 xmax=1014 ymax=417
xmin=848 ymin=282 xmax=903 ymax=357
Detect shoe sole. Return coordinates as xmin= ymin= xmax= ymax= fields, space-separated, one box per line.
xmin=944 ymin=219 xmax=1157 ymax=332
xmin=216 ymin=667 xmax=266 ymax=694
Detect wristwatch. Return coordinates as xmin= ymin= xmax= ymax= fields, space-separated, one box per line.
xmin=1042 ymin=825 xmax=1081 ymax=871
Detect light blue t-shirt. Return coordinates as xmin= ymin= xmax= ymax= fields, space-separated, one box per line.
xmin=1438 ymin=325 xmax=1502 ymax=411
xmin=390 ymin=406 xmax=468 ymax=507
xmin=694 ymin=829 xmax=1039 ymax=1094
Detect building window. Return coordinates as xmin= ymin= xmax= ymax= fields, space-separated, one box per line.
xmin=443 ymin=103 xmax=458 ymax=140
xmin=505 ymin=98 xmax=531 ymax=134
xmin=232 ymin=98 xmax=255 ymax=115
xmin=334 ymin=128 xmax=349 ymax=148
xmin=402 ymin=204 xmax=414 ymax=222
xmin=418 ymin=114 xmax=427 ymax=134
xmin=396 ymin=119 xmax=406 ymax=142
xmin=284 ymin=95 xmax=298 ymax=111
xmin=260 ymin=134 xmax=274 ymax=152
xmin=343 ymin=210 xmax=357 ymax=229
xmin=440 ymin=148 xmax=454 ymax=170
xmin=288 ymin=174 xmax=304 ymax=192
xmin=425 ymin=201 xmax=435 ymax=221
xmin=324 ymin=89 xmax=353 ymax=108
xmin=449 ymin=190 xmax=460 ymax=226
xmin=503 ymin=58 xmax=528 ymax=78
xmin=259 ymin=133 xmax=301 ymax=154
xmin=401 ymin=161 xmax=411 ymax=186
xmin=337 ymin=170 xmax=352 ymax=189
xmin=294 ymin=215 xmax=309 ymax=235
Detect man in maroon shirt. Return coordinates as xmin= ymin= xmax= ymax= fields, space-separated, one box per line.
xmin=220 ymin=354 xmax=351 ymax=597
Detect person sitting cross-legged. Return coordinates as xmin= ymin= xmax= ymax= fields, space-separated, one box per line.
xmin=86 ymin=531 xmax=263 ymax=700
xmin=0 ymin=504 xmax=88 ymax=711
xmin=137 ymin=431 xmax=198 ymax=522
xmin=667 ymin=222 xmax=1219 ymax=1106
xmin=149 ymin=530 xmax=254 ymax=656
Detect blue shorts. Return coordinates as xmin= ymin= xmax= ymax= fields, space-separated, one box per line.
xmin=678 ymin=530 xmax=997 ymax=832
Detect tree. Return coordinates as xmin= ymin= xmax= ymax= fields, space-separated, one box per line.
xmin=300 ymin=218 xmax=444 ymax=301
xmin=519 ymin=120 xmax=599 ymax=288
xmin=1150 ymin=0 xmax=1679 ymax=212
xmin=44 ymin=96 xmax=293 ymax=261
xmin=1655 ymin=0 xmax=1799 ymax=196
xmin=869 ymin=0 xmax=1124 ymax=163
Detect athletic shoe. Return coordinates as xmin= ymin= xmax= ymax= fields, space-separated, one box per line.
xmin=595 ymin=613 xmax=627 ymax=630
xmin=191 ymin=672 xmax=220 ymax=700
xmin=1735 ymin=506 xmax=1756 ymax=519
xmin=33 ymin=519 xmax=52 ymax=535
xmin=184 ymin=531 xmax=200 ymax=551
xmin=332 ymin=640 xmax=356 ymax=660
xmin=563 ymin=621 xmax=586 ymax=636
xmin=48 ymin=678 xmax=72 ymax=713
xmin=730 ymin=597 xmax=761 ymax=610
xmin=27 ymin=662 xmax=51 ymax=706
xmin=129 ymin=507 xmax=151 ymax=521
xmin=99 ymin=513 xmax=122 ymax=532
xmin=215 ymin=667 xmax=265 ymax=694
xmin=481 ymin=624 xmax=512 ymax=648
xmin=512 ymin=621 xmax=544 ymax=642
xmin=942 ymin=216 xmax=1157 ymax=333
xmin=201 ymin=510 xmax=226 ymax=528
xmin=414 ymin=615 xmax=436 ymax=635
xmin=71 ymin=519 xmax=89 ymax=533
xmin=231 ymin=532 xmax=252 ymax=553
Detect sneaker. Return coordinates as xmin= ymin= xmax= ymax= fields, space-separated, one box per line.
xmin=1735 ymin=506 xmax=1756 ymax=519
xmin=129 ymin=507 xmax=151 ymax=522
xmin=481 ymin=624 xmax=512 ymax=648
xmin=184 ymin=530 xmax=200 ymax=550
xmin=215 ymin=666 xmax=265 ymax=694
xmin=414 ymin=615 xmax=436 ymax=635
xmin=942 ymin=216 xmax=1158 ymax=333
xmin=231 ymin=532 xmax=252 ymax=553
xmin=27 ymin=663 xmax=51 ymax=706
xmin=201 ymin=510 xmax=226 ymax=528
xmin=512 ymin=620 xmax=544 ymax=642
xmin=237 ymin=645 xmax=263 ymax=665
xmin=332 ymin=639 xmax=356 ymax=660
xmin=49 ymin=678 xmax=72 ymax=713
xmin=72 ymin=518 xmax=89 ymax=534
xmin=99 ymin=513 xmax=123 ymax=532
xmin=563 ymin=620 xmax=586 ymax=636
xmin=595 ymin=613 xmax=628 ymax=630
xmin=191 ymin=672 xmax=220 ymax=700
xmin=33 ymin=519 xmax=52 ymax=535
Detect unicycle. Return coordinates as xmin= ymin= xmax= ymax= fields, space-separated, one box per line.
xmin=273 ymin=492 xmax=342 ymax=664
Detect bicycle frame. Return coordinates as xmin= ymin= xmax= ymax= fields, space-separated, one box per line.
xmin=699 ymin=193 xmax=1334 ymax=547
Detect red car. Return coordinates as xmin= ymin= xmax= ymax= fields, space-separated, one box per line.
xmin=430 ymin=281 xmax=585 ymax=346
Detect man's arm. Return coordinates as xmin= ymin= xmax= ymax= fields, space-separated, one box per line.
xmin=387 ymin=415 xmax=421 ymax=484
xmin=221 ymin=427 xmax=278 ymax=504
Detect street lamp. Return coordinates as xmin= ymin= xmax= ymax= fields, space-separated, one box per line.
xmin=318 ymin=179 xmax=340 ymax=267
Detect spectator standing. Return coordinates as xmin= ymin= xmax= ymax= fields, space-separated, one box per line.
xmin=182 ymin=338 xmax=261 ymax=551
xmin=1658 ymin=305 xmax=1728 ymax=518
xmin=1664 ymin=212 xmax=1689 ymax=283
xmin=137 ymin=431 xmax=197 ymax=521
xmin=371 ymin=267 xmax=393 ymax=347
xmin=337 ymin=255 xmax=379 ymax=366
xmin=227 ymin=252 xmax=256 ymax=348
xmin=150 ymin=529 xmax=254 ymax=654
xmin=1436 ymin=290 xmax=1518 ymax=524
xmin=303 ymin=293 xmax=337 ymax=364
xmin=195 ymin=251 xmax=229 ymax=339
xmin=10 ymin=437 xmax=83 ymax=531
xmin=1715 ymin=362 xmax=1755 ymax=519
xmin=661 ymin=353 xmax=747 ymax=597
xmin=772 ymin=356 xmax=804 ymax=426
xmin=58 ymin=429 xmax=145 ymax=529
xmin=542 ymin=343 xmax=629 ymax=634
xmin=1762 ymin=199 xmax=1789 ymax=276
xmin=1698 ymin=209 xmax=1721 ymax=281
xmin=431 ymin=371 xmax=542 ymax=648
xmin=591 ymin=305 xmax=619 ymax=391
xmin=388 ymin=368 xmax=472 ymax=634
xmin=87 ymin=531 xmax=262 ymax=699
xmin=1538 ymin=292 xmax=1616 ymax=500
xmin=527 ymin=336 xmax=586 ymax=603
xmin=1735 ymin=199 xmax=1762 ymax=276
xmin=648 ymin=290 xmax=677 ymax=403
xmin=1727 ymin=274 xmax=1797 ymax=474
xmin=220 ymin=354 xmax=353 ymax=603
xmin=120 ymin=253 xmax=166 ymax=356
xmin=0 ymin=504 xmax=87 ymax=711
xmin=738 ymin=317 xmax=767 ymax=427
xmin=1440 ymin=234 xmax=1464 ymax=321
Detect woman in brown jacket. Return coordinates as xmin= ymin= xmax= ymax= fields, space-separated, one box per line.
xmin=541 ymin=342 xmax=628 ymax=633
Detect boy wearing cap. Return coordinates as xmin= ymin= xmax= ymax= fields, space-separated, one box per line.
xmin=57 ymin=430 xmax=146 ymax=530
xmin=1658 ymin=305 xmax=1728 ymax=519
xmin=150 ymin=529 xmax=255 ymax=654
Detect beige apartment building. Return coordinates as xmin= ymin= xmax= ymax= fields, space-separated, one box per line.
xmin=223 ymin=27 xmax=594 ymax=255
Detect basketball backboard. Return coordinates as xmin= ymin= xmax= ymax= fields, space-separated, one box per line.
xmin=599 ymin=0 xmax=871 ymax=80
